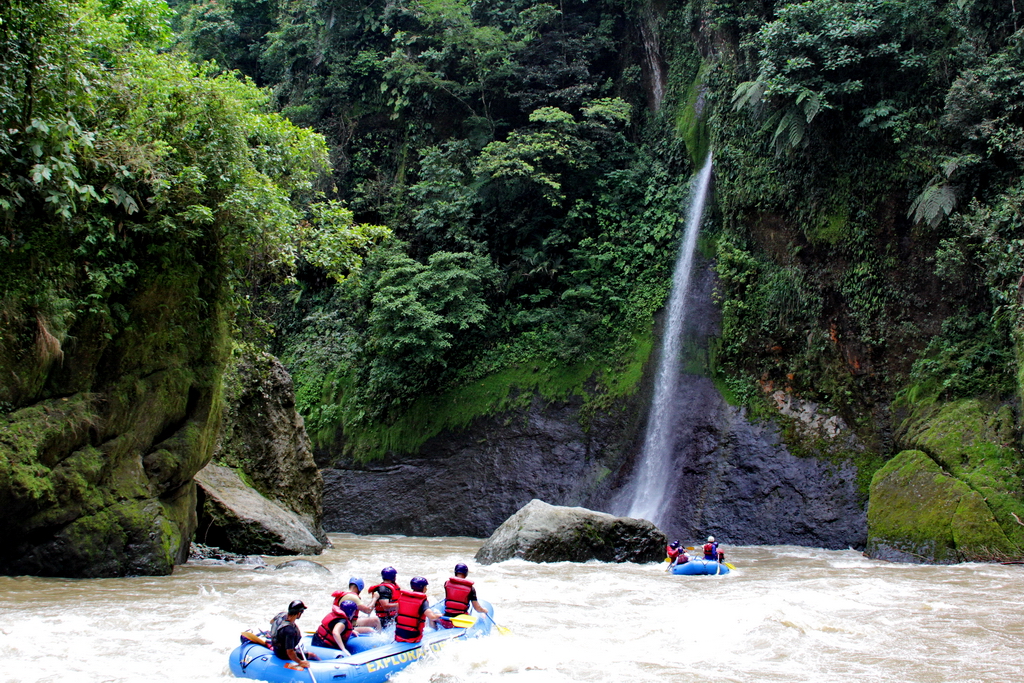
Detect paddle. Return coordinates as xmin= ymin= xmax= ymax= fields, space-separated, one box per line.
xmin=724 ymin=562 xmax=737 ymax=570
xmin=241 ymin=631 xmax=270 ymax=648
xmin=450 ymin=614 xmax=476 ymax=628
xmin=297 ymin=648 xmax=318 ymax=683
xmin=481 ymin=611 xmax=512 ymax=636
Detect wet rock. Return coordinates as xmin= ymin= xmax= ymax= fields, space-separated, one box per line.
xmin=200 ymin=350 xmax=328 ymax=554
xmin=195 ymin=463 xmax=326 ymax=555
xmin=272 ymin=559 xmax=332 ymax=574
xmin=187 ymin=542 xmax=266 ymax=566
xmin=474 ymin=499 xmax=665 ymax=564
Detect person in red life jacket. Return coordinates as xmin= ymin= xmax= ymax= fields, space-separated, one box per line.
xmin=332 ymin=577 xmax=381 ymax=630
xmin=271 ymin=600 xmax=310 ymax=670
xmin=394 ymin=576 xmax=441 ymax=643
xmin=439 ymin=562 xmax=488 ymax=627
xmin=367 ymin=566 xmax=401 ymax=628
xmin=311 ymin=600 xmax=365 ymax=655
xmin=666 ymin=540 xmax=681 ymax=562
xmin=667 ymin=540 xmax=689 ymax=569
xmin=703 ymin=536 xmax=725 ymax=562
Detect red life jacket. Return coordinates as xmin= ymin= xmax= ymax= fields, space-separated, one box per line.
xmin=367 ymin=581 xmax=401 ymax=619
xmin=313 ymin=606 xmax=354 ymax=649
xmin=394 ymin=590 xmax=428 ymax=643
xmin=443 ymin=576 xmax=474 ymax=617
xmin=667 ymin=546 xmax=680 ymax=560
xmin=703 ymin=542 xmax=720 ymax=560
xmin=332 ymin=590 xmax=360 ymax=607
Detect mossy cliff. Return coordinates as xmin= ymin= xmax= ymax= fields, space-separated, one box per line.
xmin=0 ymin=248 xmax=229 ymax=577
xmin=866 ymin=400 xmax=1024 ymax=563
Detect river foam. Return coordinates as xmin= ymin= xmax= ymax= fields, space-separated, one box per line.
xmin=1 ymin=534 xmax=1021 ymax=682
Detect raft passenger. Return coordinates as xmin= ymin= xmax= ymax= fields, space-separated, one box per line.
xmin=394 ymin=576 xmax=441 ymax=643
xmin=311 ymin=600 xmax=363 ymax=655
xmin=440 ymin=562 xmax=488 ymax=627
xmin=703 ymin=536 xmax=725 ymax=562
xmin=333 ymin=577 xmax=381 ymax=630
xmin=271 ymin=600 xmax=310 ymax=670
xmin=368 ymin=566 xmax=402 ymax=628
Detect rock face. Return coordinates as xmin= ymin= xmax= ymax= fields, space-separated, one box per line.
xmin=0 ymin=262 xmax=228 ymax=578
xmin=866 ymin=400 xmax=1024 ymax=562
xmin=321 ymin=263 xmax=872 ymax=551
xmin=195 ymin=463 xmax=325 ymax=555
xmin=475 ymin=499 xmax=665 ymax=564
xmin=197 ymin=350 xmax=327 ymax=554
xmin=322 ymin=389 xmax=646 ymax=537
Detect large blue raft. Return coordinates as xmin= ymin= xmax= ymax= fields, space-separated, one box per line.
xmin=229 ymin=603 xmax=493 ymax=683
xmin=671 ymin=559 xmax=730 ymax=575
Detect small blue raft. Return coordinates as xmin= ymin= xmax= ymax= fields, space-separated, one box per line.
xmin=229 ymin=603 xmax=493 ymax=683
xmin=671 ymin=559 xmax=730 ymax=575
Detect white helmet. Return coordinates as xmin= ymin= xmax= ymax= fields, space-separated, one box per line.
xmin=707 ymin=536 xmax=715 ymax=542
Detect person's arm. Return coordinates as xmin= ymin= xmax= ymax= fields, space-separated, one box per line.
xmin=332 ymin=623 xmax=351 ymax=656
xmin=471 ymin=600 xmax=488 ymax=614
xmin=424 ymin=606 xmax=441 ymax=627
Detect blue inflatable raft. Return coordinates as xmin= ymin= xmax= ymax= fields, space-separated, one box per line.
xmin=229 ymin=604 xmax=493 ymax=683
xmin=671 ymin=559 xmax=730 ymax=575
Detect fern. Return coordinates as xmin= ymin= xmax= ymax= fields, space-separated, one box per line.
xmin=732 ymin=80 xmax=766 ymax=112
xmin=908 ymin=182 xmax=957 ymax=228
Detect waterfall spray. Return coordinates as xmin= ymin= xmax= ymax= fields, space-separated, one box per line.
xmin=625 ymin=152 xmax=714 ymax=526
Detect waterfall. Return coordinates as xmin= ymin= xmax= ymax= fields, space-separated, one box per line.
xmin=624 ymin=152 xmax=714 ymax=526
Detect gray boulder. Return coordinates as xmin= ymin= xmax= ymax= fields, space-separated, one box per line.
xmin=195 ymin=463 xmax=326 ymax=555
xmin=475 ymin=499 xmax=665 ymax=564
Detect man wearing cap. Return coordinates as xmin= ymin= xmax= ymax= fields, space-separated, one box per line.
xmin=367 ymin=567 xmax=401 ymax=628
xmin=441 ymin=562 xmax=488 ymax=626
xmin=271 ymin=600 xmax=310 ymax=670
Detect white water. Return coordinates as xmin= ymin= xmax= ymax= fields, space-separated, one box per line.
xmin=623 ymin=153 xmax=714 ymax=527
xmin=2 ymin=534 xmax=1022 ymax=682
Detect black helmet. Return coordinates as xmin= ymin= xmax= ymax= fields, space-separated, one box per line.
xmin=288 ymin=600 xmax=307 ymax=615
xmin=381 ymin=566 xmax=397 ymax=581
xmin=410 ymin=576 xmax=428 ymax=591
xmin=454 ymin=562 xmax=469 ymax=575
xmin=338 ymin=600 xmax=359 ymax=619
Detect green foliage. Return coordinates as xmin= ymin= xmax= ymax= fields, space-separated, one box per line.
xmin=302 ymin=201 xmax=392 ymax=282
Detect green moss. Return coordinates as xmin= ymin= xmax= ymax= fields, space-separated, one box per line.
xmin=868 ymin=440 xmax=1021 ymax=561
xmin=805 ymin=211 xmax=848 ymax=245
xmin=676 ymin=63 xmax=712 ymax=167
xmin=338 ymin=333 xmax=653 ymax=462
xmin=898 ymin=398 xmax=1024 ymax=550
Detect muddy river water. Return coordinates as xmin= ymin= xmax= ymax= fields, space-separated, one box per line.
xmin=1 ymin=534 xmax=1021 ymax=682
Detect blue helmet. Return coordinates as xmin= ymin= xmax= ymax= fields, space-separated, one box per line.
xmin=669 ymin=541 xmax=680 ymax=549
xmin=349 ymin=577 xmax=365 ymax=592
xmin=381 ymin=566 xmax=397 ymax=582
xmin=454 ymin=562 xmax=469 ymax=575
xmin=338 ymin=600 xmax=359 ymax=619
xmin=410 ymin=576 xmax=428 ymax=592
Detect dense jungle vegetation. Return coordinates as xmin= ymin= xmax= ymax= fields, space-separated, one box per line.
xmin=4 ymin=0 xmax=1023 ymax=463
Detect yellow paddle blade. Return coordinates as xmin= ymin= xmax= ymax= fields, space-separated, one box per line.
xmin=495 ymin=624 xmax=512 ymax=635
xmin=663 ymin=557 xmax=670 ymax=563
xmin=725 ymin=562 xmax=737 ymax=570
xmin=450 ymin=614 xmax=476 ymax=628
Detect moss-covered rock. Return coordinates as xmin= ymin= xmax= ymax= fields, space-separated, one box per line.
xmin=867 ymin=448 xmax=1017 ymax=563
xmin=896 ymin=399 xmax=1024 ymax=553
xmin=0 ymin=253 xmax=228 ymax=577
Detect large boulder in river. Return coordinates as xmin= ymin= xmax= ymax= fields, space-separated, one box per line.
xmin=475 ymin=499 xmax=665 ymax=564
xmin=194 ymin=463 xmax=325 ymax=555
xmin=196 ymin=350 xmax=327 ymax=554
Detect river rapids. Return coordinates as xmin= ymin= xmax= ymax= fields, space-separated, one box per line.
xmin=1 ymin=533 xmax=1021 ymax=682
